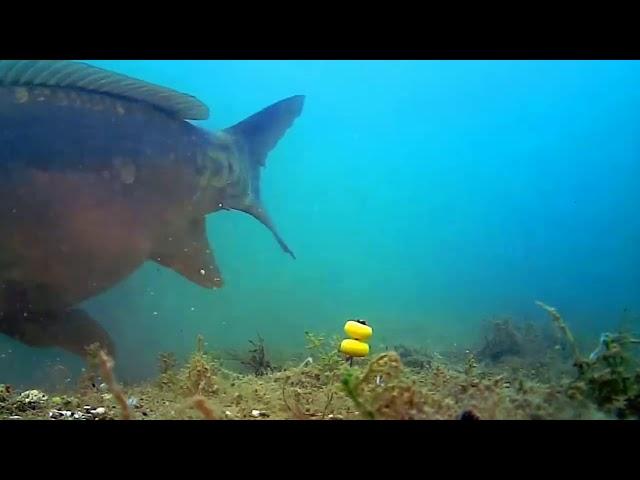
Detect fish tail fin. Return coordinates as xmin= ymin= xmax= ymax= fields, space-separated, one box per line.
xmin=224 ymin=95 xmax=305 ymax=259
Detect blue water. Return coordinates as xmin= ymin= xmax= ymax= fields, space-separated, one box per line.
xmin=1 ymin=60 xmax=639 ymax=386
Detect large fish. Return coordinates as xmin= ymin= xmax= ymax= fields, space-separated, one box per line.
xmin=0 ymin=60 xmax=304 ymax=359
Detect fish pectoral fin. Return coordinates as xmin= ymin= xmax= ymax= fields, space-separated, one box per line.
xmin=55 ymin=309 xmax=116 ymax=358
xmin=1 ymin=308 xmax=115 ymax=359
xmin=150 ymin=216 xmax=223 ymax=289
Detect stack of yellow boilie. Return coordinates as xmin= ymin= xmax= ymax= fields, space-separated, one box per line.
xmin=339 ymin=320 xmax=373 ymax=357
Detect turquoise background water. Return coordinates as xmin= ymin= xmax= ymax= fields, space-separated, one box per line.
xmin=1 ymin=60 xmax=639 ymax=387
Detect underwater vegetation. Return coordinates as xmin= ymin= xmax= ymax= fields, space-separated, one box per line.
xmin=478 ymin=318 xmax=525 ymax=362
xmin=536 ymin=302 xmax=640 ymax=419
xmin=228 ymin=335 xmax=275 ymax=377
xmin=476 ymin=315 xmax=564 ymax=365
xmin=393 ymin=344 xmax=435 ymax=371
xmin=1 ymin=304 xmax=639 ymax=420
xmin=341 ymin=352 xmax=424 ymax=420
xmin=180 ymin=335 xmax=218 ymax=397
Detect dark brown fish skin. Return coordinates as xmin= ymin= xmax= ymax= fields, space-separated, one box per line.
xmin=0 ymin=86 xmax=229 ymax=299
xmin=0 ymin=84 xmax=275 ymax=358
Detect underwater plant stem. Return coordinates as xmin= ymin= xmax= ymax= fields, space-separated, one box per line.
xmin=536 ymin=301 xmax=582 ymax=362
xmin=340 ymin=369 xmax=376 ymax=419
xmin=321 ymin=371 xmax=338 ymax=419
xmin=322 ymin=390 xmax=335 ymax=419
xmin=191 ymin=395 xmax=217 ymax=419
xmin=342 ymin=380 xmax=375 ymax=419
xmin=340 ymin=352 xmax=400 ymax=420
xmin=97 ymin=350 xmax=131 ymax=420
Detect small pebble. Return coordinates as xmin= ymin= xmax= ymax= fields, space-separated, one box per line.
xmin=250 ymin=409 xmax=269 ymax=418
xmin=48 ymin=409 xmax=73 ymax=419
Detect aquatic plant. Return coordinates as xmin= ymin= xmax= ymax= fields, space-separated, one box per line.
xmin=280 ymin=354 xmax=345 ymax=419
xmin=50 ymin=395 xmax=80 ymax=411
xmin=535 ymin=301 xmax=582 ymax=361
xmin=475 ymin=314 xmax=559 ymax=372
xmin=304 ymin=331 xmax=325 ymax=351
xmin=576 ymin=333 xmax=640 ymax=418
xmin=157 ymin=352 xmax=179 ymax=390
xmin=271 ymin=331 xmax=351 ymax=419
xmin=277 ymin=332 xmax=354 ymax=420
xmin=5 ymin=312 xmax=634 ymax=420
xmin=477 ymin=318 xmax=523 ymax=362
xmin=536 ymin=301 xmax=640 ymax=419
xmin=393 ymin=344 xmax=434 ymax=370
xmin=0 ymin=384 xmax=11 ymax=403
xmin=95 ymin=348 xmax=131 ymax=420
xmin=75 ymin=342 xmax=105 ymax=395
xmin=304 ymin=331 xmax=344 ymax=375
xmin=465 ymin=351 xmax=479 ymax=377
xmin=340 ymin=351 xmax=425 ymax=420
xmin=159 ymin=352 xmax=177 ymax=374
xmin=180 ymin=335 xmax=217 ymax=396
xmin=281 ymin=372 xmax=312 ymax=419
xmin=0 ymin=387 xmax=49 ymax=417
xmin=14 ymin=389 xmax=48 ymax=411
xmin=340 ymin=368 xmax=375 ymax=419
xmin=1 ymin=342 xmax=612 ymax=420
xmin=190 ymin=395 xmax=217 ymax=419
xmin=235 ymin=335 xmax=274 ymax=376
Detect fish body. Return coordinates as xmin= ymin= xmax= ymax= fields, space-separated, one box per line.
xmin=0 ymin=61 xmax=304 ymax=358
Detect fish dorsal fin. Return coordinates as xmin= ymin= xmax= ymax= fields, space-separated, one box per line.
xmin=0 ymin=60 xmax=209 ymax=120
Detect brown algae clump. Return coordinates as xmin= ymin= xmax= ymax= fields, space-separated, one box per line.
xmin=180 ymin=335 xmax=218 ymax=396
